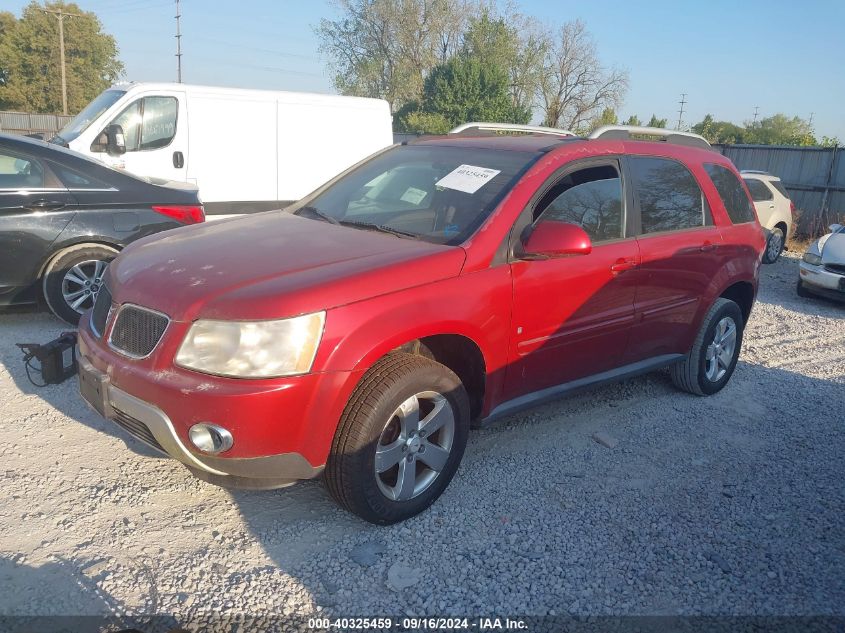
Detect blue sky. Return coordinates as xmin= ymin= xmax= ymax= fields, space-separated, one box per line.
xmin=2 ymin=0 xmax=843 ymax=139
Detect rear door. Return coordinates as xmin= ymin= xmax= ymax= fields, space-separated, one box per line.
xmin=623 ymin=155 xmax=725 ymax=362
xmin=91 ymin=91 xmax=187 ymax=183
xmin=0 ymin=147 xmax=76 ymax=297
xmin=505 ymin=158 xmax=640 ymax=400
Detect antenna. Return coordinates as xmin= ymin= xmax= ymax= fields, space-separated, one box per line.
xmin=753 ymin=106 xmax=760 ymax=125
xmin=175 ymin=0 xmax=183 ymax=83
xmin=676 ymin=93 xmax=687 ymax=131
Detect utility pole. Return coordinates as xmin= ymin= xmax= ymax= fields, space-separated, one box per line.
xmin=676 ymin=93 xmax=687 ymax=130
xmin=752 ymin=106 xmax=760 ymax=125
xmin=175 ymin=0 xmax=182 ymax=83
xmin=43 ymin=7 xmax=80 ymax=115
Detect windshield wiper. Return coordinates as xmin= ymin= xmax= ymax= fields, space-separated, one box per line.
xmin=294 ymin=205 xmax=339 ymax=224
xmin=339 ymin=221 xmax=419 ymax=239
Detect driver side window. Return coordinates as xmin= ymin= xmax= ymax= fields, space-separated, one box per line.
xmin=98 ymin=96 xmax=178 ymax=153
xmin=534 ymin=164 xmax=624 ymax=243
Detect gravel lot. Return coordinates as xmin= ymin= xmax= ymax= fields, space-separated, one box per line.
xmin=1 ymin=253 xmax=843 ymax=628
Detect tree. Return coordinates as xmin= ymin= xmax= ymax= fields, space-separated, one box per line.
xmin=396 ymin=55 xmax=530 ymax=134
xmin=461 ymin=8 xmax=548 ymax=118
xmin=0 ymin=1 xmax=123 ymax=113
xmin=588 ymin=106 xmax=617 ymax=132
xmin=646 ymin=114 xmax=667 ymax=128
xmin=537 ymin=20 xmax=628 ymax=130
xmin=747 ymin=114 xmax=815 ymax=146
xmin=621 ymin=114 xmax=641 ymax=126
xmin=316 ymin=0 xmax=470 ymax=112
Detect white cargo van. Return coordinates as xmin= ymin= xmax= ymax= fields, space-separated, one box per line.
xmin=50 ymin=83 xmax=393 ymax=216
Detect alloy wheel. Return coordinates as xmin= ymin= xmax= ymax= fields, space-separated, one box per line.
xmin=61 ymin=259 xmax=108 ymax=314
xmin=374 ymin=391 xmax=455 ymax=502
xmin=705 ymin=316 xmax=737 ymax=382
xmin=767 ymin=232 xmax=783 ymax=261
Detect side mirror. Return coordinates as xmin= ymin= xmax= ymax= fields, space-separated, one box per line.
xmin=106 ymin=124 xmax=126 ymax=156
xmin=522 ymin=221 xmax=592 ymax=258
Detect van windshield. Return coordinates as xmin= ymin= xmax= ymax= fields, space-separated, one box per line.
xmin=52 ymin=89 xmax=126 ymax=145
xmin=292 ymin=144 xmax=539 ymax=245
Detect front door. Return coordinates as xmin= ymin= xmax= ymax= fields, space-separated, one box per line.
xmin=505 ymin=160 xmax=640 ymax=401
xmin=0 ymin=148 xmax=76 ymax=300
xmin=95 ymin=92 xmax=187 ymax=183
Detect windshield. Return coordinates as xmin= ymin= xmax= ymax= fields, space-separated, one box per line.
xmin=52 ymin=89 xmax=126 ymax=144
xmin=293 ymin=144 xmax=539 ymax=245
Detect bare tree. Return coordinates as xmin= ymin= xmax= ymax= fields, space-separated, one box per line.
xmin=316 ymin=0 xmax=472 ymax=112
xmin=537 ymin=20 xmax=628 ymax=130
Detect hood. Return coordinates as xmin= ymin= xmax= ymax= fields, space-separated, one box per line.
xmin=820 ymin=231 xmax=845 ymax=265
xmin=108 ymin=212 xmax=466 ymax=321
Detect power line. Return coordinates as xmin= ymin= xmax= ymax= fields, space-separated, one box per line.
xmin=676 ymin=93 xmax=687 ymax=131
xmin=43 ymin=7 xmax=82 ymax=115
xmin=175 ymin=0 xmax=182 ymax=82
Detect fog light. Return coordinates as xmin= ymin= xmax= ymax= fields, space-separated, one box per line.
xmin=188 ymin=423 xmax=233 ymax=454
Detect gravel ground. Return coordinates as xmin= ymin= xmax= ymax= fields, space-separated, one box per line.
xmin=0 ymin=253 xmax=843 ymax=627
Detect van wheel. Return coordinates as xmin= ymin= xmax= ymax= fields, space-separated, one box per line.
xmin=670 ymin=298 xmax=744 ymax=396
xmin=42 ymin=245 xmax=118 ymax=325
xmin=762 ymin=227 xmax=785 ymax=263
xmin=325 ymin=352 xmax=469 ymax=525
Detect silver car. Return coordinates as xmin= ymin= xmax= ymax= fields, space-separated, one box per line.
xmin=798 ymin=223 xmax=845 ymax=302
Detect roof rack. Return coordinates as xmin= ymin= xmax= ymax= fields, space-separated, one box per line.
xmin=449 ymin=122 xmax=576 ymax=137
xmin=589 ymin=125 xmax=711 ymax=150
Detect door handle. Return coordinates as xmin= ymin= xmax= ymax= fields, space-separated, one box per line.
xmin=611 ymin=258 xmax=638 ymax=273
xmin=700 ymin=241 xmax=717 ymax=252
xmin=24 ymin=199 xmax=65 ymax=212
xmin=173 ymin=151 xmax=184 ymax=168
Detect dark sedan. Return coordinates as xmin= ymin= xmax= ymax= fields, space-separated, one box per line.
xmin=0 ymin=133 xmax=203 ymax=323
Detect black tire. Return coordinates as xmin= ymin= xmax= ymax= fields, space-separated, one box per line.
xmin=325 ymin=352 xmax=470 ymax=524
xmin=42 ymin=244 xmax=117 ymax=325
xmin=796 ymin=279 xmax=813 ymax=298
xmin=670 ymin=298 xmax=744 ymax=396
xmin=762 ymin=227 xmax=785 ymax=264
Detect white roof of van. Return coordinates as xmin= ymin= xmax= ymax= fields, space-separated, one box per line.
xmin=108 ymin=82 xmax=389 ymax=109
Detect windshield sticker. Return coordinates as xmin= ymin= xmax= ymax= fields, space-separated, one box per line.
xmin=435 ymin=164 xmax=501 ymax=194
xmin=400 ymin=187 xmax=428 ymax=205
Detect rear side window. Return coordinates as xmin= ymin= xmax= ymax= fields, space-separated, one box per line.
xmin=770 ymin=180 xmax=790 ymax=198
xmin=706 ymin=164 xmax=755 ymax=224
xmin=629 ymin=157 xmax=709 ymax=234
xmin=0 ymin=150 xmax=61 ymax=189
xmin=743 ymin=178 xmax=773 ymax=201
xmin=49 ymin=162 xmax=111 ymax=190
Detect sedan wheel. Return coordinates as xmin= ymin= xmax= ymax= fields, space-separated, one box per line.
xmin=61 ymin=259 xmax=108 ymax=315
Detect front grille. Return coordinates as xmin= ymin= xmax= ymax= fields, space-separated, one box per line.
xmin=824 ymin=263 xmax=845 ymax=275
xmin=112 ymin=408 xmax=164 ymax=452
xmin=90 ymin=286 xmax=112 ymax=338
xmin=108 ymin=305 xmax=170 ymax=358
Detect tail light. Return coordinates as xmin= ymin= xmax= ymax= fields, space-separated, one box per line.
xmin=789 ymin=201 xmax=796 ymax=217
xmin=152 ymin=204 xmax=205 ymax=225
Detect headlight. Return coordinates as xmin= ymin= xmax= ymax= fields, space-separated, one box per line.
xmin=802 ymin=252 xmax=822 ymax=266
xmin=175 ymin=312 xmax=325 ymax=378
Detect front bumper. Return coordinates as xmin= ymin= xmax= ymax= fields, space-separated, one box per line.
xmin=799 ymin=262 xmax=845 ymax=302
xmin=78 ymin=355 xmax=322 ymax=488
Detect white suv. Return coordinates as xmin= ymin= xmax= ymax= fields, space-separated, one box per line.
xmin=741 ymin=171 xmax=795 ymax=263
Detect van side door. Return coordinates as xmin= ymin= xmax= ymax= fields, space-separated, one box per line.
xmin=91 ymin=91 xmax=187 ymax=183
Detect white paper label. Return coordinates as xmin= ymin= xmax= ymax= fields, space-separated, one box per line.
xmin=435 ymin=164 xmax=501 ymax=194
xmin=400 ymin=186 xmax=428 ymax=205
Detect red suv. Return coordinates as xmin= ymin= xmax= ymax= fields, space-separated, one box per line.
xmin=77 ymin=125 xmax=765 ymax=524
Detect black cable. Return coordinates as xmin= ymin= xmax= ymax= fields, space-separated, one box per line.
xmin=24 ymin=356 xmax=48 ymax=388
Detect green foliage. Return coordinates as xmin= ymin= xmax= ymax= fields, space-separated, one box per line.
xmin=395 ymin=55 xmax=531 ymax=134
xmin=692 ymin=113 xmax=827 ymax=146
xmin=646 ymin=114 xmax=667 ymax=128
xmin=0 ymin=1 xmax=123 ymax=113
xmin=621 ymin=114 xmax=642 ymax=126
xmin=588 ymin=107 xmax=618 ymax=131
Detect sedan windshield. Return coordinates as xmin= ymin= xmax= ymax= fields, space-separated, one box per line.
xmin=52 ymin=89 xmax=126 ymax=144
xmin=293 ymin=144 xmax=539 ymax=245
